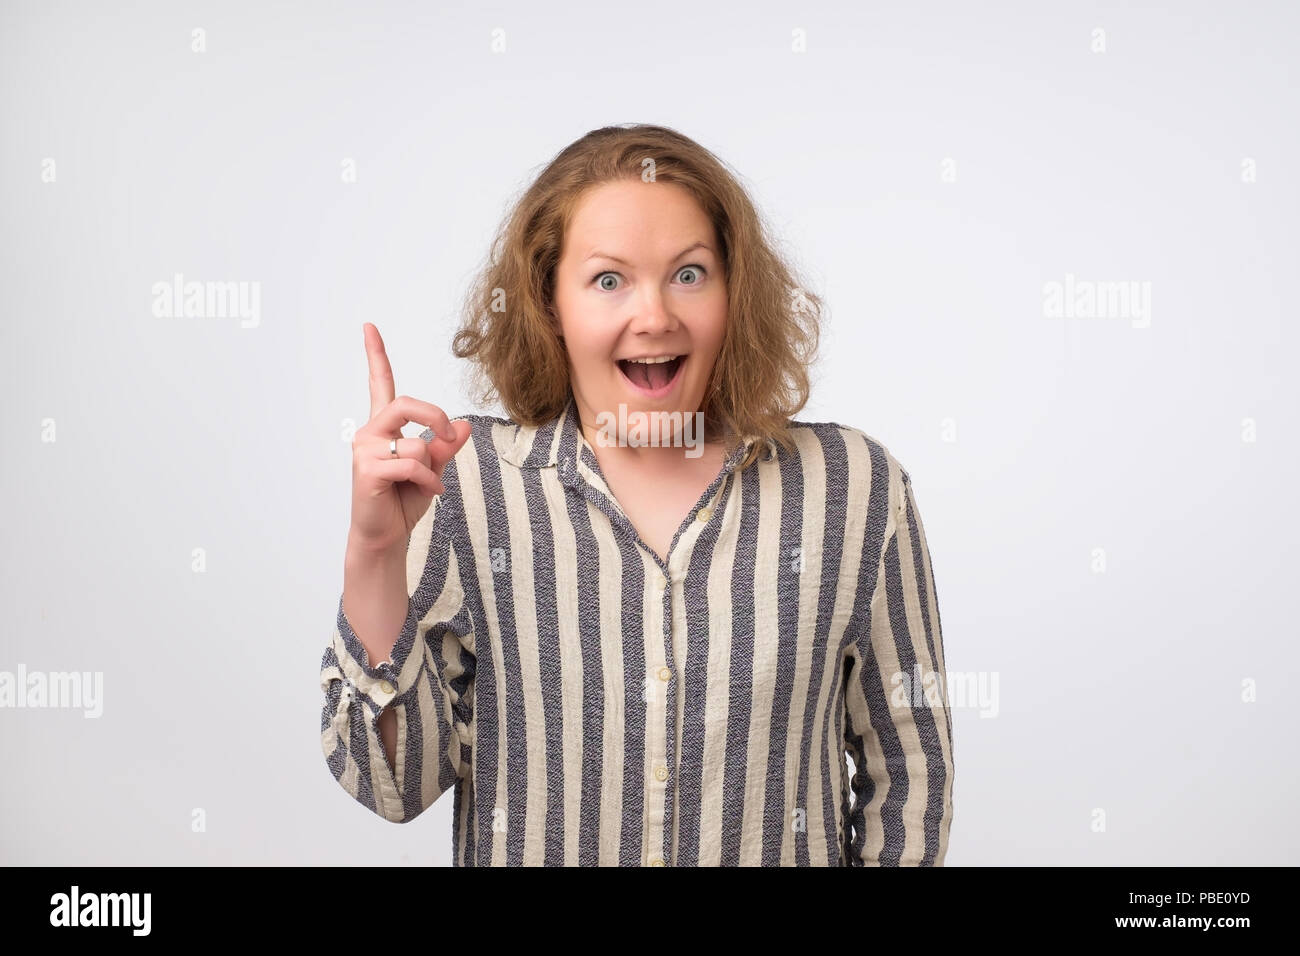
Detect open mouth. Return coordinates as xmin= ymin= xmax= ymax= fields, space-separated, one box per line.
xmin=616 ymin=354 xmax=686 ymax=394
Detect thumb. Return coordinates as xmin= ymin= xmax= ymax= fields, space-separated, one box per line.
xmin=430 ymin=419 xmax=472 ymax=473
xmin=444 ymin=419 xmax=472 ymax=455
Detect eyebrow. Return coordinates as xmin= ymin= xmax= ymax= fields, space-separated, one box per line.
xmin=584 ymin=242 xmax=714 ymax=266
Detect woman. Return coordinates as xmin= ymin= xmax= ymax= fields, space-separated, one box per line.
xmin=320 ymin=124 xmax=953 ymax=866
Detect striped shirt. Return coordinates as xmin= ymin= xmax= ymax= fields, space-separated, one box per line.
xmin=319 ymin=395 xmax=953 ymax=866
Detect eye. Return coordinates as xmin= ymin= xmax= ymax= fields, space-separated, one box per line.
xmin=676 ymin=264 xmax=707 ymax=285
xmin=592 ymin=271 xmax=622 ymax=292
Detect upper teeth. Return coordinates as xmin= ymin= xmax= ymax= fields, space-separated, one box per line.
xmin=625 ymin=355 xmax=678 ymax=364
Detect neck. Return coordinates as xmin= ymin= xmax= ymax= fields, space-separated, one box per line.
xmin=577 ymin=416 xmax=725 ymax=466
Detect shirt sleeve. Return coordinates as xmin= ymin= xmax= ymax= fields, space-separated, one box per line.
xmin=843 ymin=465 xmax=954 ymax=865
xmin=319 ymin=446 xmax=475 ymax=824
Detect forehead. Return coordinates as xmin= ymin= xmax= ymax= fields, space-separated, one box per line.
xmin=562 ymin=180 xmax=714 ymax=255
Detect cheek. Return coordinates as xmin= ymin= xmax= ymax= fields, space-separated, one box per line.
xmin=565 ymin=325 xmax=619 ymax=371
xmin=695 ymin=316 xmax=728 ymax=362
xmin=553 ymin=300 xmax=606 ymax=359
xmin=699 ymin=296 xmax=728 ymax=347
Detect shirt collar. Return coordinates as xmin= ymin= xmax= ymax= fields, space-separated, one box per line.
xmin=498 ymin=395 xmax=778 ymax=478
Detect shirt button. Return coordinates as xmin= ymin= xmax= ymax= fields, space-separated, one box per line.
xmin=696 ymin=507 xmax=712 ymax=523
xmin=655 ymin=766 xmax=669 ymax=782
xmin=657 ymin=666 xmax=671 ymax=681
xmin=379 ymin=680 xmax=394 ymax=695
xmin=649 ymin=858 xmax=666 ymax=867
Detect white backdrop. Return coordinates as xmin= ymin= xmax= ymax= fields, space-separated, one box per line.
xmin=1 ymin=0 xmax=1296 ymax=865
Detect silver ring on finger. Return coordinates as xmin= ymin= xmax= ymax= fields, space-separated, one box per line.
xmin=389 ymin=438 xmax=399 ymax=458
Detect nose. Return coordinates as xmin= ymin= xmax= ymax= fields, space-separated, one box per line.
xmin=628 ymin=285 xmax=679 ymax=335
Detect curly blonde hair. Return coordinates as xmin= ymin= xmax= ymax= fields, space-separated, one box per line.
xmin=452 ymin=123 xmax=822 ymax=471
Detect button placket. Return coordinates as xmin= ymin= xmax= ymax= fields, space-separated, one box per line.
xmin=657 ymin=539 xmax=689 ymax=867
xmin=649 ymin=574 xmax=671 ymax=866
xmin=562 ymin=426 xmax=748 ymax=867
xmin=374 ymin=660 xmax=397 ymax=703
xmin=565 ymin=447 xmax=674 ymax=864
xmin=656 ymin=475 xmax=735 ymax=865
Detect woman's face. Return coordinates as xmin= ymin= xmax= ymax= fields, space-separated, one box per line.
xmin=552 ymin=179 xmax=727 ymax=443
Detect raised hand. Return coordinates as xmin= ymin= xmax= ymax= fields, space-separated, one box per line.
xmin=348 ymin=322 xmax=471 ymax=553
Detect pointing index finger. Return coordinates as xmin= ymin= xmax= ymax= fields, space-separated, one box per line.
xmin=365 ymin=323 xmax=397 ymax=422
